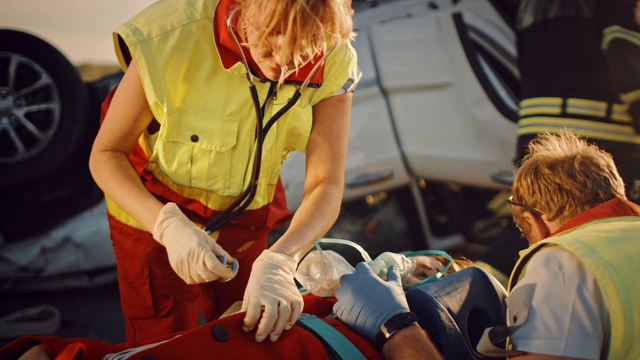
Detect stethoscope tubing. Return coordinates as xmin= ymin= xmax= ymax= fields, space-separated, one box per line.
xmin=203 ymin=8 xmax=336 ymax=233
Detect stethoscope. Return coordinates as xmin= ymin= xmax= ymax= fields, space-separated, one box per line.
xmin=202 ymin=8 xmax=337 ymax=234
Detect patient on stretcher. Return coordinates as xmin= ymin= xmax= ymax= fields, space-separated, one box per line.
xmin=7 ymin=245 xmax=501 ymax=360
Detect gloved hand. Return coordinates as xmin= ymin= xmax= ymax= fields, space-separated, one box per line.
xmin=152 ymin=202 xmax=236 ymax=284
xmin=333 ymin=262 xmax=410 ymax=342
xmin=241 ymin=250 xmax=303 ymax=343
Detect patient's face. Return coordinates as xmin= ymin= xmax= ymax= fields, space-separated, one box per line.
xmin=405 ymin=255 xmax=445 ymax=286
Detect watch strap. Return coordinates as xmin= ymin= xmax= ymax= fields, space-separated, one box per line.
xmin=375 ymin=311 xmax=418 ymax=349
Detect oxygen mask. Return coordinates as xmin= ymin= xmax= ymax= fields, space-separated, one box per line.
xmin=295 ymin=239 xmax=453 ymax=297
xmin=295 ymin=238 xmax=369 ymax=297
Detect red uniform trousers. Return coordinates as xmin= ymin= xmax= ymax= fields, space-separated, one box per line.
xmin=109 ymin=213 xmax=272 ymax=342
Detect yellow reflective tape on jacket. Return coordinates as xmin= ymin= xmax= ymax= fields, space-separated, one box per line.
xmin=519 ymin=97 xmax=563 ymax=117
xmin=621 ymin=89 xmax=640 ymax=106
xmin=519 ymin=97 xmax=632 ymax=123
xmin=517 ymin=117 xmax=640 ymax=145
xmin=602 ymin=25 xmax=640 ymax=50
xmin=565 ymin=98 xmax=607 ymax=117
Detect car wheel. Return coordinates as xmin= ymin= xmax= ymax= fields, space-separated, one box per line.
xmin=0 ymin=29 xmax=90 ymax=185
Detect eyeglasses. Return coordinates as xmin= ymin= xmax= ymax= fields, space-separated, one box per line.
xmin=507 ymin=195 xmax=540 ymax=216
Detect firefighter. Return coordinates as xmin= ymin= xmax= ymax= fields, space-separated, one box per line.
xmin=514 ymin=0 xmax=640 ymax=203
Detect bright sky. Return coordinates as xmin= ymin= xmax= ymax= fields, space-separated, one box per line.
xmin=0 ymin=0 xmax=156 ymax=65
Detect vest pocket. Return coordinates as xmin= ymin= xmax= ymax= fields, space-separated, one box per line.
xmin=155 ymin=108 xmax=247 ymax=193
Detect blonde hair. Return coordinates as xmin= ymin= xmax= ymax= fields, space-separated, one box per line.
xmin=428 ymin=254 xmax=475 ymax=276
xmin=235 ymin=0 xmax=355 ymax=82
xmin=513 ymin=130 xmax=626 ymax=224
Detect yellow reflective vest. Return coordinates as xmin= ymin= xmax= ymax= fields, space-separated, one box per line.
xmin=106 ymin=0 xmax=357 ymax=230
xmin=509 ymin=199 xmax=640 ymax=359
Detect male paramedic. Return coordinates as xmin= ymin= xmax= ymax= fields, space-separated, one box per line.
xmin=334 ymin=131 xmax=640 ymax=359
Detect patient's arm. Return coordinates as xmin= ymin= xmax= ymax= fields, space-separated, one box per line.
xmin=18 ymin=345 xmax=50 ymax=360
xmin=334 ymin=263 xmax=444 ymax=360
xmin=381 ymin=324 xmax=443 ymax=360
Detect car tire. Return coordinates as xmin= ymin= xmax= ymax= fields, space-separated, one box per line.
xmin=0 ymin=29 xmax=91 ymax=185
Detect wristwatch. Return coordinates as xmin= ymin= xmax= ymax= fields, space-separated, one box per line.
xmin=375 ymin=311 xmax=418 ymax=349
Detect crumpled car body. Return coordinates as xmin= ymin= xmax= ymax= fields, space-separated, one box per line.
xmin=0 ymin=0 xmax=521 ymax=290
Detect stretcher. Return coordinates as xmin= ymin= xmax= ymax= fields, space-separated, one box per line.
xmin=406 ymin=266 xmax=507 ymax=360
xmin=307 ymin=266 xmax=507 ymax=360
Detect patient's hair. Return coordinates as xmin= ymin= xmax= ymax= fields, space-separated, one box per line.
xmin=432 ymin=254 xmax=475 ymax=275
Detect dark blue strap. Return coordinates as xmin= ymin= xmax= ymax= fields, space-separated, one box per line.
xmin=297 ymin=314 xmax=367 ymax=360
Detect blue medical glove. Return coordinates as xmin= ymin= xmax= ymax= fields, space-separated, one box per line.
xmin=333 ymin=262 xmax=410 ymax=342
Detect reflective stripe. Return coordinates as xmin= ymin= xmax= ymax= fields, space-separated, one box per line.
xmin=519 ymin=97 xmax=631 ymax=122
xmin=519 ymin=106 xmax=562 ymax=117
xmin=520 ymin=97 xmax=563 ymax=107
xmin=602 ymin=25 xmax=640 ymax=50
xmin=565 ymin=98 xmax=607 ymax=118
xmin=621 ymin=89 xmax=640 ymax=106
xmin=103 ymin=335 xmax=182 ymax=360
xmin=105 ymin=196 xmax=149 ymax=231
xmin=517 ymin=117 xmax=640 ymax=144
xmin=519 ymin=97 xmax=563 ymax=117
xmin=611 ymin=104 xmax=633 ymax=123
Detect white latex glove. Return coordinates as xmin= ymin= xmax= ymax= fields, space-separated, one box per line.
xmin=152 ymin=202 xmax=236 ymax=284
xmin=241 ymin=250 xmax=303 ymax=343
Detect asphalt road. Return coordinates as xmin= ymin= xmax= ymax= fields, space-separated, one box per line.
xmin=0 ymin=280 xmax=125 ymax=348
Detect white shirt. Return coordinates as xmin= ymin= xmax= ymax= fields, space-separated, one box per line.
xmin=508 ymin=246 xmax=610 ymax=359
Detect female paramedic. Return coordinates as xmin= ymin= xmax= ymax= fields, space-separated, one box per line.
xmin=88 ymin=0 xmax=360 ymax=343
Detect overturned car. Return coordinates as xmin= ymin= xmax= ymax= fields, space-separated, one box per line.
xmin=0 ymin=0 xmax=521 ymax=291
